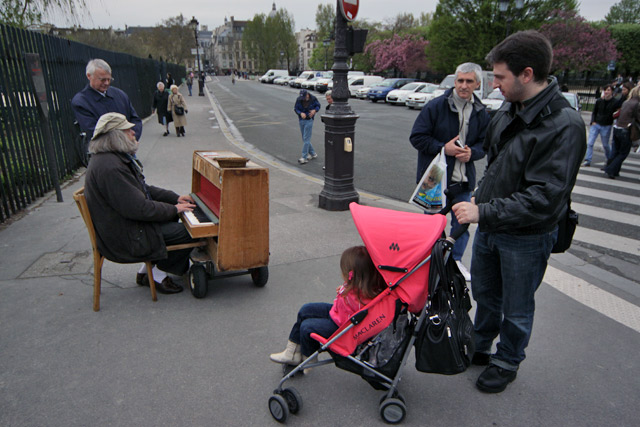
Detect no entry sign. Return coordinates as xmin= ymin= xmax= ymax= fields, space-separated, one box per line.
xmin=339 ymin=0 xmax=359 ymax=22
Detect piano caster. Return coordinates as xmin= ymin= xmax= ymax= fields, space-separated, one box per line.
xmin=249 ymin=266 xmax=269 ymax=287
xmin=189 ymin=263 xmax=209 ymax=298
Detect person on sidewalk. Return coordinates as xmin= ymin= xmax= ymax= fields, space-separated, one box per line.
xmin=604 ymin=86 xmax=640 ymax=179
xmin=325 ymin=90 xmax=333 ymax=111
xmin=186 ymin=72 xmax=194 ymax=96
xmin=409 ymin=62 xmax=490 ymax=282
xmin=84 ymin=112 xmax=197 ymax=294
xmin=168 ymin=85 xmax=188 ymax=137
xmin=151 ymin=82 xmax=172 ymax=136
xmin=452 ymin=31 xmax=585 ymax=394
xmin=583 ymin=84 xmax=616 ymax=167
xmin=269 ymin=246 xmax=385 ymax=368
xmin=294 ymin=89 xmax=320 ymax=164
xmin=71 ymin=58 xmax=142 ymax=141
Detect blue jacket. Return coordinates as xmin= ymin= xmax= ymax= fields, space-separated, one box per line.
xmin=294 ymin=94 xmax=321 ymax=120
xmin=409 ymin=88 xmax=489 ymax=187
xmin=71 ymin=85 xmax=143 ymax=140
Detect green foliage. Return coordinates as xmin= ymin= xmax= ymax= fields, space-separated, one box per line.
xmin=609 ymin=23 xmax=640 ymax=73
xmin=315 ymin=3 xmax=335 ymax=40
xmin=0 ymin=0 xmax=86 ymax=28
xmin=606 ymin=0 xmax=640 ymax=24
xmin=427 ymin=0 xmax=578 ymax=73
xmin=243 ymin=9 xmax=297 ymax=72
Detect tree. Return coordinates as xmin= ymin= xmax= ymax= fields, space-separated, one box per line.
xmin=427 ymin=0 xmax=578 ymax=73
xmin=606 ymin=0 xmax=640 ymax=25
xmin=365 ymin=34 xmax=429 ymax=77
xmin=0 ymin=0 xmax=86 ymax=28
xmin=540 ymin=10 xmax=618 ymax=72
xmin=609 ymin=23 xmax=640 ymax=74
xmin=243 ymin=9 xmax=297 ymax=72
xmin=315 ymin=3 xmax=335 ymax=40
xmin=148 ymin=15 xmax=194 ymax=66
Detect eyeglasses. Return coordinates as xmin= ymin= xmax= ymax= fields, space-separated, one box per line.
xmin=94 ymin=77 xmax=114 ymax=84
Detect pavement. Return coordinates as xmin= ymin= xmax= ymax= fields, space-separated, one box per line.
xmin=0 ymin=80 xmax=638 ymax=426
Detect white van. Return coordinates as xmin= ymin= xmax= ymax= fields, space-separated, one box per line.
xmin=432 ymin=71 xmax=494 ymax=100
xmin=292 ymin=71 xmax=319 ymax=89
xmin=347 ymin=75 xmax=384 ymax=97
xmin=260 ymin=69 xmax=288 ymax=83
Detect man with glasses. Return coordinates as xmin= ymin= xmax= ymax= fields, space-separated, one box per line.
xmin=72 ymin=59 xmax=142 ymax=141
xmin=409 ymin=62 xmax=490 ymax=281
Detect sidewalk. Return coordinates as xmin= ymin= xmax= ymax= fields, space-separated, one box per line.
xmin=0 ymin=83 xmax=637 ymax=426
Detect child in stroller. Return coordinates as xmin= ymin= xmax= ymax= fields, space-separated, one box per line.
xmin=269 ymin=245 xmax=386 ymax=366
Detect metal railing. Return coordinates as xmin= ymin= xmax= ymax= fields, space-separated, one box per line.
xmin=0 ymin=23 xmax=185 ymax=223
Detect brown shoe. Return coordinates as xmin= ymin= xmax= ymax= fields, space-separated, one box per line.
xmin=155 ymin=276 xmax=183 ymax=294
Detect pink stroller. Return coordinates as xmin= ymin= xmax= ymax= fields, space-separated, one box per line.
xmin=268 ymin=202 xmax=467 ymax=424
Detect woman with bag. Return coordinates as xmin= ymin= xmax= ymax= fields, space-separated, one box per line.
xmin=604 ymin=86 xmax=640 ymax=179
xmin=168 ymin=85 xmax=188 ymax=137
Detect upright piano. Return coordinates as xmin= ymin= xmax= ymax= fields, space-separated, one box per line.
xmin=180 ymin=151 xmax=269 ymax=272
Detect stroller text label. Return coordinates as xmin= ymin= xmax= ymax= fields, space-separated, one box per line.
xmin=353 ymin=314 xmax=386 ymax=340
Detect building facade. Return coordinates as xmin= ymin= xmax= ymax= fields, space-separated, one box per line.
xmin=296 ymin=29 xmax=317 ymax=72
xmin=212 ymin=16 xmax=254 ymax=75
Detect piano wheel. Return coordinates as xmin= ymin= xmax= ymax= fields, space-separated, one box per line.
xmin=189 ymin=264 xmax=208 ymax=298
xmin=249 ymin=266 xmax=269 ymax=287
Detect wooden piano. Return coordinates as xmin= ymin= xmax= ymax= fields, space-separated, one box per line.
xmin=180 ymin=150 xmax=269 ymax=272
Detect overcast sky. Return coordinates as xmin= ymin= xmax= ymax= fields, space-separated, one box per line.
xmin=53 ymin=0 xmax=619 ymax=32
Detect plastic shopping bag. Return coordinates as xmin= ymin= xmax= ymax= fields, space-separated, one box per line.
xmin=409 ymin=147 xmax=447 ymax=213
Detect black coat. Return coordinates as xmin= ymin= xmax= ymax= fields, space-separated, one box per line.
xmin=152 ymin=89 xmax=172 ymax=124
xmin=84 ymin=152 xmax=180 ymax=263
xmin=475 ymin=79 xmax=586 ymax=235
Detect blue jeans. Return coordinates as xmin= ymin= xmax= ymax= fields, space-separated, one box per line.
xmin=585 ymin=123 xmax=612 ymax=162
xmin=187 ymin=84 xmax=192 ymax=96
xmin=471 ymin=230 xmax=556 ymax=370
xmin=288 ymin=302 xmax=338 ymax=357
xmin=604 ymin=127 xmax=631 ymax=177
xmin=450 ymin=190 xmax=471 ymax=261
xmin=299 ymin=119 xmax=316 ymax=159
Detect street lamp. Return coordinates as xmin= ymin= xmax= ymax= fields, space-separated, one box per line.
xmin=498 ymin=0 xmax=525 ymax=37
xmin=280 ymin=51 xmax=284 ymax=69
xmin=323 ymin=39 xmax=330 ymax=70
xmin=189 ymin=16 xmax=205 ymax=96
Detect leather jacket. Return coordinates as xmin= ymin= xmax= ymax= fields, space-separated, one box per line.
xmin=474 ymin=79 xmax=586 ymax=235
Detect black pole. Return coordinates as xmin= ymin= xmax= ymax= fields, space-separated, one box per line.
xmin=319 ymin=3 xmax=359 ymax=211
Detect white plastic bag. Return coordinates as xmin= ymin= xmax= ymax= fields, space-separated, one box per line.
xmin=409 ymin=147 xmax=447 ymax=213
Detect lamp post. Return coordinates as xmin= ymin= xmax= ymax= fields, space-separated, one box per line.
xmin=498 ymin=0 xmax=525 ymax=38
xmin=280 ymin=51 xmax=284 ymax=69
xmin=323 ymin=39 xmax=330 ymax=70
xmin=189 ymin=16 xmax=205 ymax=96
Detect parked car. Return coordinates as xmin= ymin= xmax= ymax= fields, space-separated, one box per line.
xmin=346 ymin=75 xmax=384 ymax=97
xmin=302 ymin=77 xmax=321 ymax=90
xmin=432 ymin=71 xmax=495 ymax=100
xmin=291 ymin=71 xmax=318 ymax=88
xmin=481 ymin=88 xmax=505 ymax=116
xmin=259 ymin=69 xmax=288 ymax=83
xmin=273 ymin=76 xmax=289 ymax=85
xmin=355 ymin=86 xmax=373 ymax=99
xmin=405 ymin=84 xmax=439 ymax=109
xmin=386 ymin=82 xmax=428 ymax=105
xmin=314 ymin=72 xmax=333 ymax=93
xmin=367 ymin=78 xmax=417 ymax=102
xmin=562 ymin=92 xmax=581 ymax=111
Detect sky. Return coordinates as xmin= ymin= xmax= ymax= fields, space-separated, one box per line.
xmin=50 ymin=0 xmax=620 ymax=32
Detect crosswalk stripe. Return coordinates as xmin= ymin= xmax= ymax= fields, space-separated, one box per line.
xmin=576 ymin=173 xmax=640 ymax=190
xmin=573 ymin=226 xmax=640 ymax=255
xmin=544 ymin=266 xmax=640 ymax=333
xmin=572 ymin=185 xmax=640 ymax=206
xmin=572 ymin=202 xmax=640 ymax=227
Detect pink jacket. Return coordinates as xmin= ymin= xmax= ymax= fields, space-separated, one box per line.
xmin=329 ymin=284 xmax=372 ymax=326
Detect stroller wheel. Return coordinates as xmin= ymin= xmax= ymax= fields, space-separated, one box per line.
xmin=189 ymin=264 xmax=208 ymax=298
xmin=268 ymin=394 xmax=289 ymax=423
xmin=379 ymin=392 xmax=405 ymax=405
xmin=281 ymin=387 xmax=303 ymax=414
xmin=380 ymin=398 xmax=406 ymax=424
xmin=250 ymin=266 xmax=269 ymax=287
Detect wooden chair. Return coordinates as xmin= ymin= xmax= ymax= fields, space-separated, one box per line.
xmin=73 ymin=187 xmax=204 ymax=311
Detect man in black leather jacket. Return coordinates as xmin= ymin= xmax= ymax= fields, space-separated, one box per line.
xmin=452 ymin=31 xmax=586 ymax=394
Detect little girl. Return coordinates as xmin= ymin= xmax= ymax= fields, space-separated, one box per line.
xmin=270 ymin=246 xmax=386 ymax=365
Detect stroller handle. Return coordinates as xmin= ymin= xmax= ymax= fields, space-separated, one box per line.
xmin=439 ymin=192 xmax=470 ymax=242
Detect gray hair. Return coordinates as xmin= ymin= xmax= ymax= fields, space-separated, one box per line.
xmin=157 ymin=81 xmax=165 ymax=90
xmin=326 ymin=90 xmax=332 ymax=97
xmin=455 ymin=62 xmax=482 ymax=83
xmin=86 ymin=59 xmax=111 ymax=76
xmin=89 ymin=129 xmax=138 ymax=155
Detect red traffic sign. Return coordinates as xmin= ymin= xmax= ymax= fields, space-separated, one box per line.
xmin=339 ymin=0 xmax=359 ymax=21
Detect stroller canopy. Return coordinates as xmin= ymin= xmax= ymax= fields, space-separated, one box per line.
xmin=350 ymin=203 xmax=447 ymax=312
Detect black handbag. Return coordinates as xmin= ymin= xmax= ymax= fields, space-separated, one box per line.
xmin=551 ymin=200 xmax=578 ymax=253
xmin=415 ymin=239 xmax=475 ymax=375
xmin=173 ymin=105 xmax=185 ymax=116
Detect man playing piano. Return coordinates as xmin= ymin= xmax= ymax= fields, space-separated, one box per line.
xmin=83 ymin=112 xmax=196 ymax=294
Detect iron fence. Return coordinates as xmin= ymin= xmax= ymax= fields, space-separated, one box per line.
xmin=0 ymin=23 xmax=185 ymax=223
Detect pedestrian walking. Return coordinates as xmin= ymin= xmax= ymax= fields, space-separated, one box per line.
xmin=187 ymin=72 xmax=194 ymax=96
xmin=168 ymin=85 xmax=187 ymax=137
xmin=152 ymin=82 xmax=172 ymax=136
xmin=294 ymin=89 xmax=320 ymax=164
xmin=604 ymin=86 xmax=640 ymax=179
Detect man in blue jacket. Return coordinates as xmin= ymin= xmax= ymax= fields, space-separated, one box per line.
xmin=72 ymin=59 xmax=143 ymax=141
xmin=294 ymin=89 xmax=321 ymax=164
xmin=410 ymin=62 xmax=489 ymax=281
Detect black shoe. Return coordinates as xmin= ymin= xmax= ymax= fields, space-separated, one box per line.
xmin=605 ymin=172 xmax=615 ymax=179
xmin=476 ymin=364 xmax=517 ymax=393
xmin=155 ymin=277 xmax=183 ymax=294
xmin=163 ymin=131 xmax=169 ymax=137
xmin=136 ymin=272 xmax=147 ymax=286
xmin=472 ymin=352 xmax=491 ymax=366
